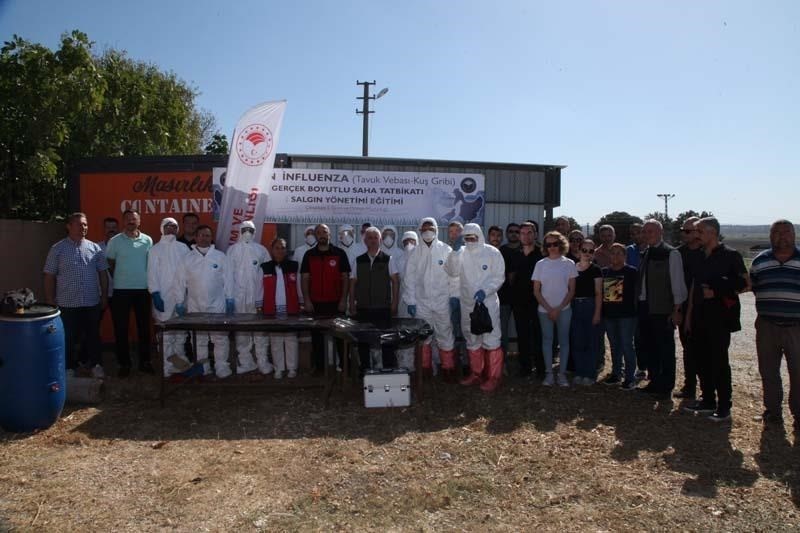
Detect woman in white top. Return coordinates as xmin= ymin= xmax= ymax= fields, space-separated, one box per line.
xmin=532 ymin=231 xmax=578 ymax=387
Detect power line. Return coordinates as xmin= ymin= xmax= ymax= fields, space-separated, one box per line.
xmin=657 ymin=193 xmax=676 ymax=219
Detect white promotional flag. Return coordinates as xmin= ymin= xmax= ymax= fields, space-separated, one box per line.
xmin=215 ymin=100 xmax=286 ymax=251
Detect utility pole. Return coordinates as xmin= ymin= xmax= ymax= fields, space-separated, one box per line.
xmin=657 ymin=193 xmax=675 ymax=219
xmin=356 ymin=80 xmax=375 ymax=156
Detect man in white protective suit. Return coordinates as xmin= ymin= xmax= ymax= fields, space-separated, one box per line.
xmin=177 ymin=225 xmax=235 ymax=379
xmin=291 ymin=225 xmax=317 ymax=265
xmin=404 ymin=217 xmax=459 ymax=381
xmin=445 ymin=223 xmax=506 ymax=392
xmin=227 ymin=220 xmax=272 ymax=374
xmin=394 ymin=230 xmax=418 ymax=370
xmin=148 ymin=217 xmax=190 ymax=377
xmin=380 ymin=225 xmax=400 ymax=257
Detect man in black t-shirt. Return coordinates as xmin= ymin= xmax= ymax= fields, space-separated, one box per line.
xmin=498 ymin=223 xmax=522 ymax=357
xmin=509 ymin=222 xmax=544 ymax=377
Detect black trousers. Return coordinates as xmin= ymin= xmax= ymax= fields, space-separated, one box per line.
xmin=638 ymin=302 xmax=676 ymax=393
xmin=678 ymin=303 xmax=698 ymax=392
xmin=61 ymin=305 xmax=102 ymax=370
xmin=356 ymin=308 xmax=396 ymax=370
xmin=691 ymin=310 xmax=732 ymax=410
xmin=512 ymin=302 xmax=544 ymax=375
xmin=311 ymin=301 xmax=341 ymax=369
xmin=110 ymin=289 xmax=151 ymax=369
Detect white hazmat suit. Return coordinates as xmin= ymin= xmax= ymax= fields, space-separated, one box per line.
xmin=179 ymin=244 xmax=234 ymax=378
xmin=404 ymin=217 xmax=458 ymax=376
xmin=395 ymin=230 xmax=418 ymax=370
xmin=147 ymin=218 xmax=190 ymax=376
xmin=380 ymin=225 xmax=400 ymax=257
xmin=444 ymin=223 xmax=506 ymax=392
xmin=291 ymin=225 xmax=317 ymax=265
xmin=227 ymin=220 xmax=272 ymax=374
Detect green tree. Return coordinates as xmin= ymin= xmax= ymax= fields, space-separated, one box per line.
xmin=204 ymin=133 xmax=229 ymax=155
xmin=0 ymin=31 xmax=218 ymax=220
xmin=593 ymin=211 xmax=644 ymax=244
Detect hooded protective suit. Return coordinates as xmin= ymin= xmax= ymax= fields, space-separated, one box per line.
xmin=404 ymin=217 xmax=457 ymax=372
xmin=445 ymin=223 xmax=506 ymax=391
xmin=351 ymin=223 xmax=370 ymax=259
xmin=394 ymin=230 xmax=418 ymax=370
xmin=180 ymin=243 xmax=234 ymax=378
xmin=380 ymin=225 xmax=400 ymax=257
xmin=291 ymin=225 xmax=317 ymax=266
xmin=337 ymin=224 xmax=359 ymax=270
xmin=148 ymin=218 xmax=190 ymax=376
xmin=227 ymin=220 xmax=272 ymax=374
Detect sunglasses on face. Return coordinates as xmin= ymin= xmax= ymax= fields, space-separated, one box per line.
xmin=581 ymin=248 xmax=595 ymax=253
xmin=545 ymin=242 xmax=560 ymax=248
xmin=569 ymin=238 xmax=583 ymax=243
xmin=681 ymin=229 xmax=697 ymax=234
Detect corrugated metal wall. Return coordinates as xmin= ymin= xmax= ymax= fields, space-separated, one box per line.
xmin=284 ymin=158 xmax=550 ymax=253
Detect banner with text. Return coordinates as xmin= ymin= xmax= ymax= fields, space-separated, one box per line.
xmin=260 ymin=169 xmax=485 ymax=226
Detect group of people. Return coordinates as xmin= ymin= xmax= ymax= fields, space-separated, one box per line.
xmin=43 ymin=211 xmax=800 ymax=432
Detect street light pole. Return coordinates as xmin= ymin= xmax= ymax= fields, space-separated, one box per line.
xmin=355 ymin=81 xmax=388 ymax=157
xmin=657 ymin=193 xmax=676 ymax=219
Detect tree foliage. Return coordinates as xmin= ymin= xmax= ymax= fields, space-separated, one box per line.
xmin=593 ymin=211 xmax=644 ymax=245
xmin=204 ymin=133 xmax=229 ymax=155
xmin=0 ymin=30 xmax=218 ymax=220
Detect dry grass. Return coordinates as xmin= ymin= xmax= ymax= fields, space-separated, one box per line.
xmin=2 ymin=294 xmax=799 ymax=532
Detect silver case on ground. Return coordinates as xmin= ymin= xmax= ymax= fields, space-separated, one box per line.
xmin=363 ymin=369 xmax=411 ymax=408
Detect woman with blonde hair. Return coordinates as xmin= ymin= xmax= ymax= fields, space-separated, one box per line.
xmin=532 ymin=231 xmax=577 ymax=386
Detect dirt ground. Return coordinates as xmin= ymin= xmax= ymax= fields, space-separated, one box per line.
xmin=1 ymin=293 xmax=798 ymax=532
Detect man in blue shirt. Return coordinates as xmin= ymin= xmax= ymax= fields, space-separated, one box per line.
xmin=43 ymin=212 xmax=108 ymax=377
xmin=751 ymin=219 xmax=800 ymax=435
xmin=105 ymin=209 xmax=153 ymax=377
xmin=625 ymin=223 xmax=646 ymax=269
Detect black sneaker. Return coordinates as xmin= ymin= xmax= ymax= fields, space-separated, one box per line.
xmin=683 ymin=400 xmax=716 ymax=415
xmin=709 ymin=410 xmax=732 ymax=423
xmin=602 ymin=375 xmax=622 ymax=386
xmin=761 ymin=410 xmax=783 ymax=424
xmin=621 ymin=380 xmax=636 ymax=391
xmin=673 ymin=388 xmax=696 ymax=399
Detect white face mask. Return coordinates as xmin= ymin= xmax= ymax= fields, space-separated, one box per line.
xmin=196 ymin=246 xmax=210 ymax=254
xmin=404 ymin=243 xmax=416 ymax=252
xmin=340 ymin=233 xmax=353 ymax=247
xmin=240 ymin=231 xmax=254 ymax=243
xmin=421 ymin=230 xmax=436 ymax=243
xmin=466 ymin=241 xmax=480 ymax=251
xmin=161 ymin=234 xmax=176 ymax=243
xmin=305 ymin=234 xmax=316 ymax=246
xmin=382 ymin=236 xmax=395 ymax=248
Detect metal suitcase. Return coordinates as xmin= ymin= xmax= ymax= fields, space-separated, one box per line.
xmin=363 ymin=369 xmax=411 ymax=408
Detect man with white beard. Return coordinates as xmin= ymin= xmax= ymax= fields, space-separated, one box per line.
xmin=227 ymin=220 xmax=272 ymax=374
xmin=148 ymin=217 xmax=190 ymax=376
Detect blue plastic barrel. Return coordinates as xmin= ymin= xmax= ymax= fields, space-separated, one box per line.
xmin=0 ymin=305 xmax=65 ymax=432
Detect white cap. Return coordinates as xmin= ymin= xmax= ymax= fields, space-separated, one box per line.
xmin=240 ymin=220 xmax=256 ymax=231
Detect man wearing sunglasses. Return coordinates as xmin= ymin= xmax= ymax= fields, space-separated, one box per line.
xmin=674 ymin=217 xmax=704 ymax=399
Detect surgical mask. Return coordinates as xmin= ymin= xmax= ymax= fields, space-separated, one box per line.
xmin=340 ymin=234 xmax=353 ymax=247
xmin=382 ymin=236 xmax=395 ymax=248
xmin=240 ymin=231 xmax=254 ymax=243
xmin=196 ymin=246 xmax=210 ymax=254
xmin=305 ymin=235 xmax=316 ymax=246
xmin=404 ymin=243 xmax=416 ymax=252
xmin=161 ymin=234 xmax=176 ymax=243
xmin=421 ymin=230 xmax=435 ymax=243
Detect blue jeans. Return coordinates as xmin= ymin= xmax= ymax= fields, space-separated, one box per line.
xmin=570 ymin=299 xmax=600 ymax=379
xmin=499 ymin=304 xmax=512 ymax=354
xmin=539 ymin=307 xmax=573 ymax=375
xmin=605 ymin=316 xmax=637 ymax=382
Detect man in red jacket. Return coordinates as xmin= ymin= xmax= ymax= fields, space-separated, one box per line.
xmin=262 ymin=238 xmax=301 ymax=378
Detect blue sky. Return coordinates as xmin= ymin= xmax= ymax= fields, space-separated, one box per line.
xmin=1 ymin=0 xmax=797 ymax=226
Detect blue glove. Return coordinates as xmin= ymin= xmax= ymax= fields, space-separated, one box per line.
xmin=175 ymin=303 xmax=186 ymax=317
xmin=225 ymin=299 xmax=235 ymax=316
xmin=152 ymin=292 xmax=165 ymax=312
xmin=474 ymin=290 xmax=486 ymax=303
xmin=452 ymin=235 xmax=464 ymax=252
xmin=407 ymin=305 xmax=417 ymax=317
xmin=449 ymin=297 xmax=460 ymax=314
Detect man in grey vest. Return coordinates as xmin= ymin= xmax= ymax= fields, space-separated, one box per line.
xmin=349 ymin=226 xmax=400 ymax=371
xmin=636 ymin=219 xmax=687 ymax=399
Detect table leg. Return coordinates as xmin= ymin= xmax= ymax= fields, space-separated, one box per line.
xmin=159 ymin=329 xmax=165 ymax=408
xmin=415 ymin=340 xmax=423 ymax=402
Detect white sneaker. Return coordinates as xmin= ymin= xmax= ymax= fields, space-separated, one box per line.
xmin=557 ymin=374 xmax=570 ymax=387
xmin=91 ymin=365 xmax=105 ymax=379
xmin=542 ymin=374 xmax=554 ymax=386
xmin=287 ymin=370 xmax=297 ymax=378
xmin=274 ymin=370 xmax=284 ymax=380
xmin=216 ymin=365 xmax=232 ymax=379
